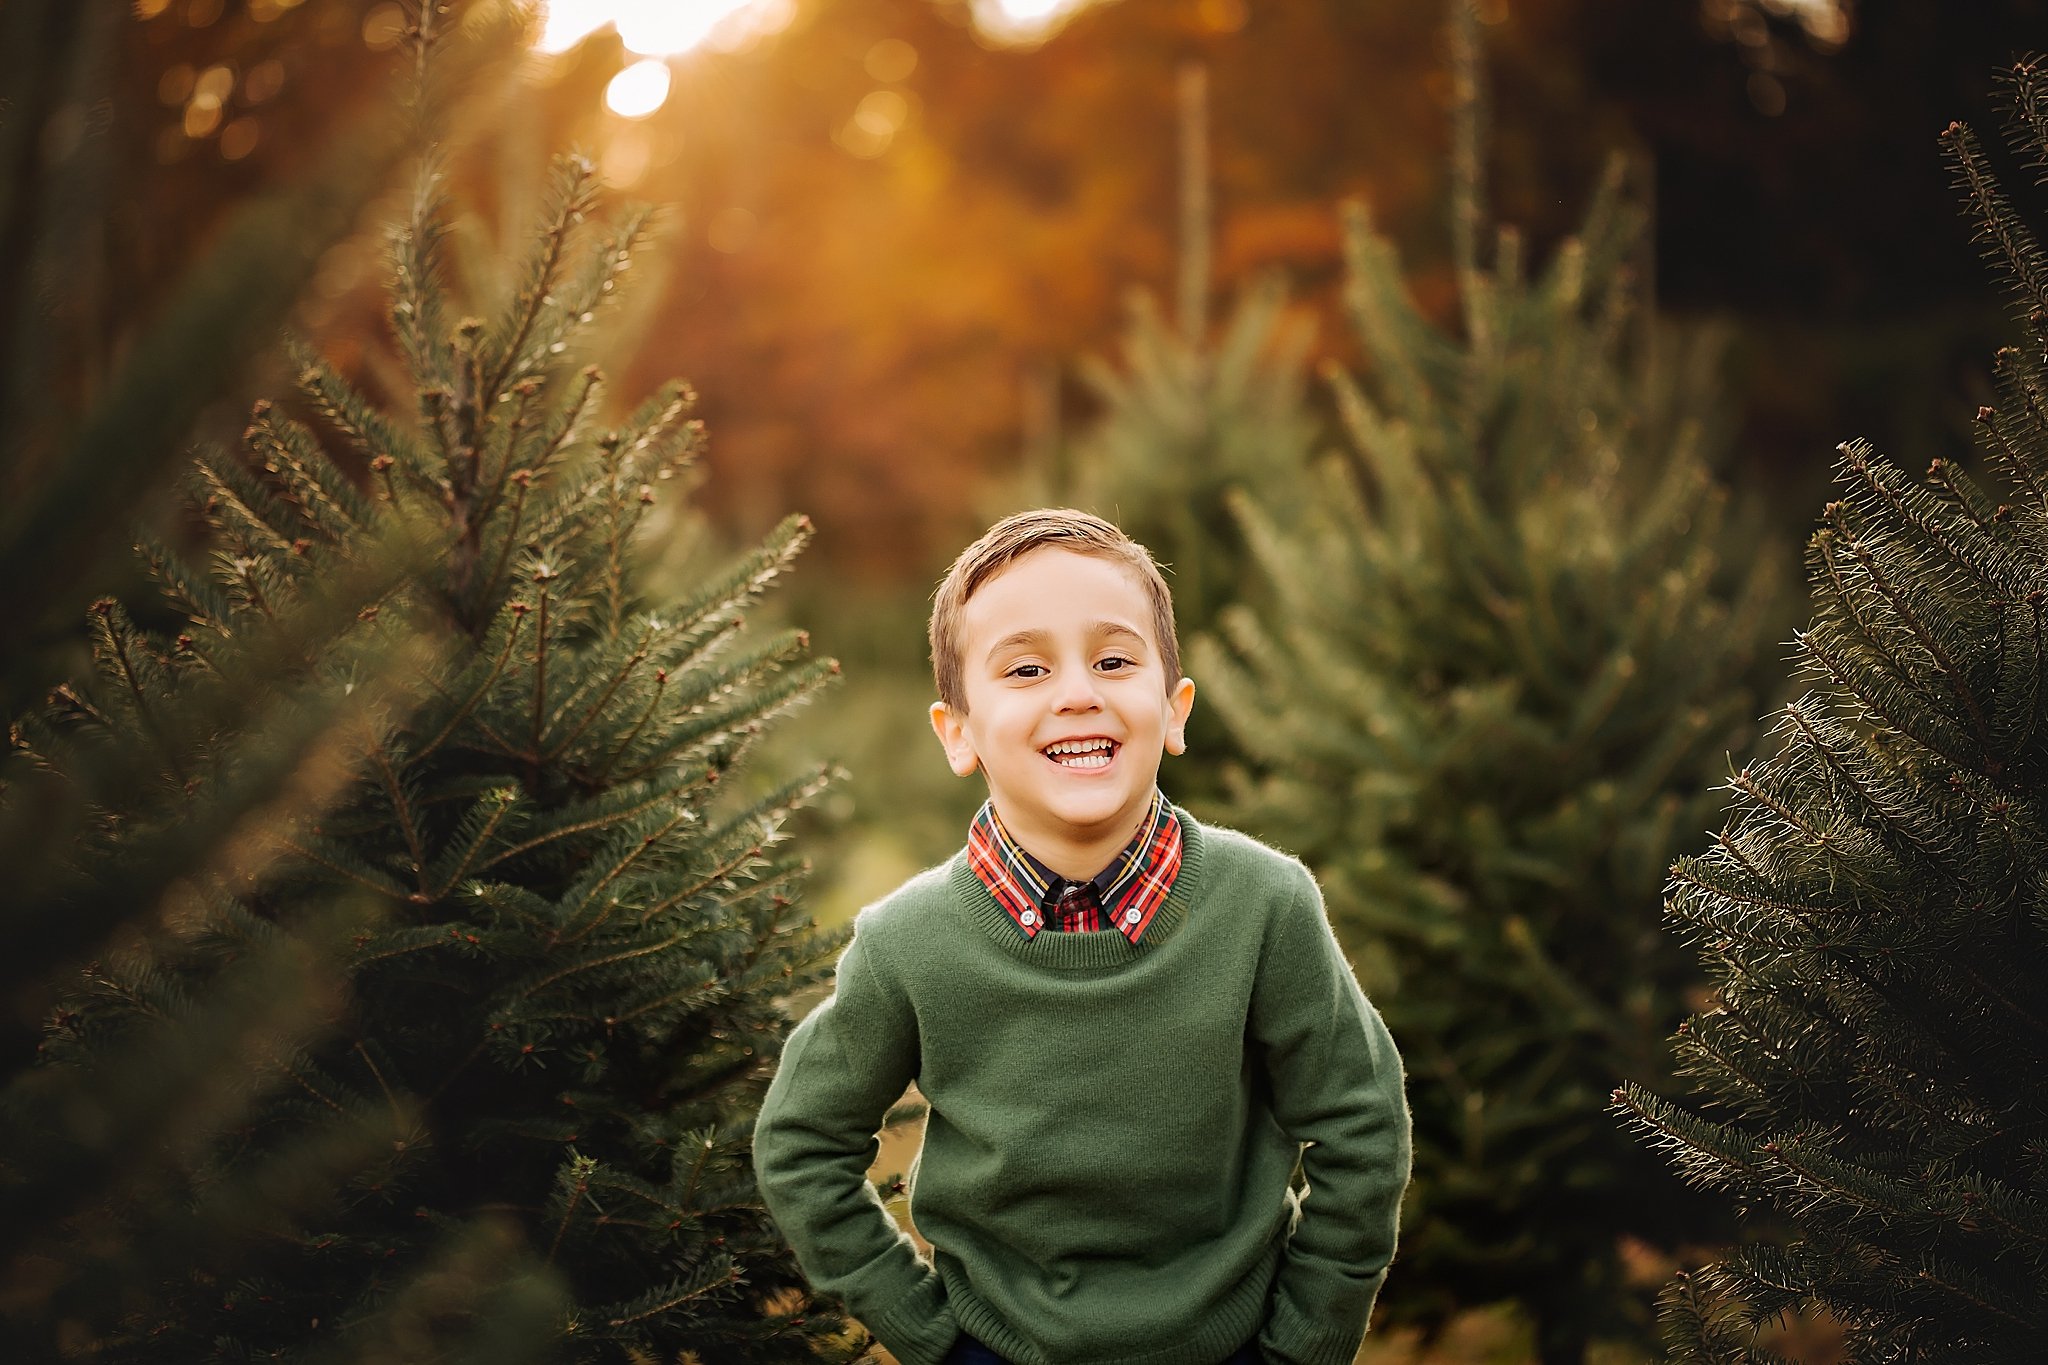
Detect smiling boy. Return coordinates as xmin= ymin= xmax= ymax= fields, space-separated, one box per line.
xmin=754 ymin=510 xmax=1411 ymax=1365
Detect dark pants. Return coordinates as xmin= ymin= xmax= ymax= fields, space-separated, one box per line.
xmin=943 ymin=1335 xmax=1261 ymax=1365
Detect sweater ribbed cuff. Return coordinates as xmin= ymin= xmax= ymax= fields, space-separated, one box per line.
xmin=865 ymin=1270 xmax=958 ymax=1365
xmin=1258 ymin=1275 xmax=1378 ymax=1365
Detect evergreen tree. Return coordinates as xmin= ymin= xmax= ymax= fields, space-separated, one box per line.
xmin=1195 ymin=9 xmax=1793 ymax=1360
xmin=10 ymin=121 xmax=851 ymax=1365
xmin=1057 ymin=67 xmax=1322 ymax=648
xmin=1065 ymin=272 xmax=1318 ymax=649
xmin=1038 ymin=65 xmax=1321 ymax=808
xmin=1615 ymin=66 xmax=2048 ymax=1365
xmin=1 ymin=4 xmax=529 ymax=1356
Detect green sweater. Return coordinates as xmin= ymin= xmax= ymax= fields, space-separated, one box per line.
xmin=753 ymin=816 xmax=1410 ymax=1365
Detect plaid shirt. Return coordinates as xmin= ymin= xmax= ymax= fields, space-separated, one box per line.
xmin=965 ymin=790 xmax=1183 ymax=943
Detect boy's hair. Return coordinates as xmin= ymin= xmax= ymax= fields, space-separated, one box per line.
xmin=929 ymin=508 xmax=1180 ymax=713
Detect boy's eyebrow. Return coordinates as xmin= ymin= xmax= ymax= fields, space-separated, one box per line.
xmin=984 ymin=621 xmax=1148 ymax=663
xmin=1091 ymin=621 xmax=1147 ymax=648
xmin=985 ymin=629 xmax=1049 ymax=661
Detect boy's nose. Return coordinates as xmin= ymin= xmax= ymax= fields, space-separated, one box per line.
xmin=1052 ymin=668 xmax=1104 ymax=711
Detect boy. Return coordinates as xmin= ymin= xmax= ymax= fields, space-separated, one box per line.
xmin=754 ymin=510 xmax=1410 ymax=1365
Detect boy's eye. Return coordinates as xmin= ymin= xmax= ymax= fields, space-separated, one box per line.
xmin=1096 ymin=656 xmax=1136 ymax=673
xmin=1007 ymin=663 xmax=1047 ymax=679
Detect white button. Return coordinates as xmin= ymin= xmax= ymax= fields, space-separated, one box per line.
xmin=1020 ymin=910 xmax=1037 ymax=927
xmin=1124 ymin=908 xmax=1141 ymax=925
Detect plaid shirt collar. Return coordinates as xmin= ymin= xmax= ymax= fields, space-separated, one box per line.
xmin=965 ymin=790 xmax=1182 ymax=943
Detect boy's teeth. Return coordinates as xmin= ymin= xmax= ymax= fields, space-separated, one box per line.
xmin=1044 ymin=738 xmax=1114 ymax=767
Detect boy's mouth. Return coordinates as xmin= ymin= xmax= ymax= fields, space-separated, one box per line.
xmin=1041 ymin=737 xmax=1118 ymax=770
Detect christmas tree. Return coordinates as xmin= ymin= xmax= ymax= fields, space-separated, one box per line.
xmin=1195 ymin=8 xmax=1793 ymax=1360
xmin=8 ymin=47 xmax=851 ymax=1365
xmin=1 ymin=4 xmax=529 ymax=1356
xmin=1035 ymin=65 xmax=1321 ymax=809
xmin=1056 ymin=67 xmax=1322 ymax=646
xmin=1615 ymin=65 xmax=2048 ymax=1364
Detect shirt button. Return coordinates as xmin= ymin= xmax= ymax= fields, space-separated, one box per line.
xmin=1123 ymin=908 xmax=1140 ymax=925
xmin=1020 ymin=910 xmax=1037 ymax=927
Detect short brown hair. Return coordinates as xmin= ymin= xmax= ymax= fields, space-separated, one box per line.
xmin=929 ymin=508 xmax=1179 ymax=713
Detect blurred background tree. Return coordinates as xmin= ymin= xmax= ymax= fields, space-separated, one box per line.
xmin=1037 ymin=65 xmax=1323 ymax=805
xmin=1618 ymin=63 xmax=2048 ymax=1365
xmin=85 ymin=0 xmax=2048 ymax=588
xmin=5 ymin=3 xmax=849 ymax=1359
xmin=1192 ymin=7 xmax=1798 ymax=1359
xmin=1 ymin=0 xmax=522 ymax=1355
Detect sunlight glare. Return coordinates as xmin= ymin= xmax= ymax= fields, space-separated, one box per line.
xmin=537 ymin=0 xmax=789 ymax=56
xmin=606 ymin=59 xmax=673 ymax=118
xmin=973 ymin=0 xmax=1098 ymax=46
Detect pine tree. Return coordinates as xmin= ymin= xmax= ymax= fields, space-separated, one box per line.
xmin=1194 ymin=9 xmax=1793 ymax=1360
xmin=8 ymin=109 xmax=853 ymax=1365
xmin=0 ymin=4 xmax=530 ymax=1357
xmin=1056 ymin=67 xmax=1322 ymax=647
xmin=1614 ymin=64 xmax=2048 ymax=1365
xmin=1035 ymin=65 xmax=1321 ymax=811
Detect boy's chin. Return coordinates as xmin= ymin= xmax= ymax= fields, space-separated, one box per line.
xmin=1024 ymin=779 xmax=1154 ymax=829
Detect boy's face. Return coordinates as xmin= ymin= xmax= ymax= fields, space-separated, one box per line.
xmin=929 ymin=547 xmax=1195 ymax=861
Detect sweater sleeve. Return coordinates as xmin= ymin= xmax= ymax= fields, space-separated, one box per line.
xmin=1249 ymin=866 xmax=1412 ymax=1365
xmin=753 ymin=926 xmax=959 ymax=1365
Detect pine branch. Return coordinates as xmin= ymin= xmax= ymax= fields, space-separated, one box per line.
xmin=1944 ymin=120 xmax=2048 ymax=323
xmin=292 ymin=348 xmax=439 ymax=499
xmin=481 ymin=155 xmax=603 ymax=405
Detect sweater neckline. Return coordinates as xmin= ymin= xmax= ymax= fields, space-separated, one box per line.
xmin=948 ymin=814 xmax=1207 ymax=969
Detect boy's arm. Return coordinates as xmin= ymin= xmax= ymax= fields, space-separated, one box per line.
xmin=753 ymin=927 xmax=958 ymax=1365
xmin=1250 ymin=868 xmax=1413 ymax=1365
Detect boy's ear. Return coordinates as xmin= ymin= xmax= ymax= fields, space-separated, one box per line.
xmin=1164 ymin=677 xmax=1196 ymax=756
xmin=929 ymin=701 xmax=981 ymax=777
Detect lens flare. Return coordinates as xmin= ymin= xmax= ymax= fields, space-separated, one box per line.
xmin=537 ymin=0 xmax=792 ymax=56
xmin=605 ymin=59 xmax=672 ymax=118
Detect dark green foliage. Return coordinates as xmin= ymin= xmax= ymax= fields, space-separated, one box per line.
xmin=0 ymin=0 xmax=516 ymax=722
xmin=1616 ymin=66 xmax=2048 ymax=1364
xmin=1034 ymin=68 xmax=1323 ymax=643
xmin=0 ymin=5 xmax=535 ymax=1358
xmin=1198 ymin=14 xmax=1793 ymax=1361
xmin=1065 ymin=273 xmax=1319 ymax=647
xmin=8 ymin=134 xmax=852 ymax=1361
xmin=1047 ymin=66 xmax=1322 ymax=808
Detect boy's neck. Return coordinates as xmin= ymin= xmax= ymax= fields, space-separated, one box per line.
xmin=991 ymin=794 xmax=1154 ymax=883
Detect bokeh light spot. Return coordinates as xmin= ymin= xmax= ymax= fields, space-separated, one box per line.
xmin=864 ymin=38 xmax=918 ymax=84
xmin=220 ymin=118 xmax=260 ymax=161
xmin=195 ymin=64 xmax=235 ymax=104
xmin=183 ymin=97 xmax=223 ymax=139
xmin=244 ymin=60 xmax=286 ymax=105
xmin=135 ymin=0 xmax=174 ymax=20
xmin=158 ymin=64 xmax=196 ymax=107
xmin=606 ymin=59 xmax=673 ymax=119
xmin=707 ymin=206 xmax=757 ymax=254
xmin=185 ymin=0 xmax=225 ymax=28
xmin=854 ymin=89 xmax=909 ymax=138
